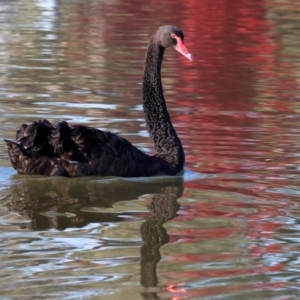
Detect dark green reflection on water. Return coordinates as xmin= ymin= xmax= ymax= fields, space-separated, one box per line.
xmin=6 ymin=174 xmax=184 ymax=298
xmin=7 ymin=175 xmax=183 ymax=230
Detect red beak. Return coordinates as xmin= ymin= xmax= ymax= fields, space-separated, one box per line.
xmin=174 ymin=36 xmax=194 ymax=61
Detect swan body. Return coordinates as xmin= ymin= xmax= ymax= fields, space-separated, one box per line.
xmin=5 ymin=25 xmax=193 ymax=177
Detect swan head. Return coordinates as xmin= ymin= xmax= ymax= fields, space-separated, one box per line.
xmin=156 ymin=25 xmax=194 ymax=61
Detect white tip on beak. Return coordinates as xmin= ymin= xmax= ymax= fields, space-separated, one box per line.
xmin=186 ymin=53 xmax=194 ymax=61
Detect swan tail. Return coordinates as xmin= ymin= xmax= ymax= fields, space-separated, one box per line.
xmin=4 ymin=138 xmax=69 ymax=176
xmin=15 ymin=120 xmax=56 ymax=156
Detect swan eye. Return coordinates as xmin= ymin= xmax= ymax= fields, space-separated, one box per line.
xmin=171 ymin=33 xmax=176 ymax=39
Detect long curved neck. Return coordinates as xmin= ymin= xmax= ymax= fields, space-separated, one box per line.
xmin=142 ymin=39 xmax=184 ymax=173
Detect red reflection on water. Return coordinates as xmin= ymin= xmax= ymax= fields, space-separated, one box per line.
xmin=176 ymin=0 xmax=298 ymax=176
xmin=179 ymin=0 xmax=271 ymax=173
xmin=161 ymin=280 xmax=288 ymax=300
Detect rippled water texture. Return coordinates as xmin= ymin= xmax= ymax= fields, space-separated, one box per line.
xmin=1 ymin=0 xmax=300 ymax=299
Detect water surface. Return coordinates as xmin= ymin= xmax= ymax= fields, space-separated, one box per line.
xmin=1 ymin=0 xmax=300 ymax=299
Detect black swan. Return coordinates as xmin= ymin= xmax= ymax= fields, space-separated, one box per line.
xmin=4 ymin=25 xmax=193 ymax=177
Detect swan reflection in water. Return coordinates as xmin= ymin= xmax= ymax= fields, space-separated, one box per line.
xmin=6 ymin=175 xmax=184 ymax=298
